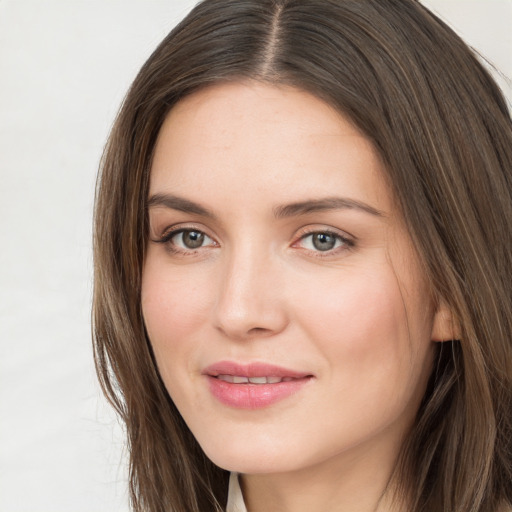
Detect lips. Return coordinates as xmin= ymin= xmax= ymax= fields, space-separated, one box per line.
xmin=202 ymin=361 xmax=313 ymax=409
xmin=203 ymin=361 xmax=311 ymax=379
xmin=216 ymin=375 xmax=294 ymax=384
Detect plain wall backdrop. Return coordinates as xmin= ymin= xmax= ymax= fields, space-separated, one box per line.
xmin=0 ymin=1 xmax=510 ymax=511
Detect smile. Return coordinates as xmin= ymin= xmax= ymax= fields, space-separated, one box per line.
xmin=203 ymin=361 xmax=313 ymax=409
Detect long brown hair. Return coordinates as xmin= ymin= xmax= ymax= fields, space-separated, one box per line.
xmin=93 ymin=1 xmax=512 ymax=510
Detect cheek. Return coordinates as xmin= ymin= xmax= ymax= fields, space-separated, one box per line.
xmin=294 ymin=264 xmax=408 ymax=348
xmin=141 ymin=257 xmax=214 ymax=369
xmin=292 ymin=263 xmax=432 ymax=403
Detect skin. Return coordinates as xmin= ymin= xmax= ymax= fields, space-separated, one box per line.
xmin=142 ymin=81 xmax=455 ymax=512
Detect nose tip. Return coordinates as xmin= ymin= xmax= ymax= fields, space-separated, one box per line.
xmin=212 ymin=258 xmax=288 ymax=341
xmin=215 ymin=304 xmax=286 ymax=341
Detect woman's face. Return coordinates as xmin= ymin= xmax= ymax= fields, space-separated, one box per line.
xmin=142 ymin=82 xmax=450 ymax=475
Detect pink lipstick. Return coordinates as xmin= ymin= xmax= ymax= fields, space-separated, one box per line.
xmin=202 ymin=361 xmax=313 ymax=409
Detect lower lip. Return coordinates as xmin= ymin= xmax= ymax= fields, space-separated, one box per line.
xmin=206 ymin=376 xmax=312 ymax=409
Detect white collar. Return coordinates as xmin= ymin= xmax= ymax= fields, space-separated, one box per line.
xmin=226 ymin=472 xmax=248 ymax=512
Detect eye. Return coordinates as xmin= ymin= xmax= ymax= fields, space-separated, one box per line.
xmin=157 ymin=228 xmax=216 ymax=252
xmin=172 ymin=229 xmax=214 ymax=250
xmin=297 ymin=231 xmax=353 ymax=253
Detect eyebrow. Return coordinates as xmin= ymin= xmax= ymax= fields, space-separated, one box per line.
xmin=147 ymin=193 xmax=217 ymax=219
xmin=273 ymin=197 xmax=386 ymax=219
xmin=147 ymin=193 xmax=385 ymax=219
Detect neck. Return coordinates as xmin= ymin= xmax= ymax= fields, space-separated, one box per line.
xmin=240 ymin=432 xmax=408 ymax=512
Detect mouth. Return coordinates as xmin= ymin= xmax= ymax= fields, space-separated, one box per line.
xmin=202 ymin=361 xmax=313 ymax=409
xmin=215 ymin=375 xmax=297 ymax=384
xmin=203 ymin=361 xmax=311 ymax=379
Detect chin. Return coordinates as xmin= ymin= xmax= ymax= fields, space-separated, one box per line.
xmin=199 ymin=435 xmax=304 ymax=474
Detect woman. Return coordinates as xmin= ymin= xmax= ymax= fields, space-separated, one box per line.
xmin=93 ymin=1 xmax=512 ymax=511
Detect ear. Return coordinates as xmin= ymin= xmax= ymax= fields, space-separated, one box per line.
xmin=431 ymin=299 xmax=461 ymax=342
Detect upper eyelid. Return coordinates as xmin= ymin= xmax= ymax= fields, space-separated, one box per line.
xmin=154 ymin=228 xmax=217 ymax=254
xmin=291 ymin=227 xmax=356 ymax=256
xmin=172 ymin=229 xmax=216 ymax=246
xmin=153 ymin=223 xmax=216 ymax=241
xmin=295 ymin=232 xmax=353 ymax=248
xmin=293 ymin=224 xmax=356 ymax=242
xmin=151 ymin=221 xmax=355 ymax=247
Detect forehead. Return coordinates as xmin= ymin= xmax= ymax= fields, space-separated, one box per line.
xmin=150 ymin=81 xmax=393 ymax=215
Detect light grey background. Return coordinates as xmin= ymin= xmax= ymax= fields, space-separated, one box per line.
xmin=0 ymin=1 xmax=510 ymax=511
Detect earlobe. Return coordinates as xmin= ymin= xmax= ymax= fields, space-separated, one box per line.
xmin=431 ymin=299 xmax=461 ymax=342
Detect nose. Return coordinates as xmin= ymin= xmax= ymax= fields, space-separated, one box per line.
xmin=212 ymin=247 xmax=289 ymax=341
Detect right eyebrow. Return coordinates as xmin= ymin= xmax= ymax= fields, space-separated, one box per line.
xmin=147 ymin=193 xmax=216 ymax=219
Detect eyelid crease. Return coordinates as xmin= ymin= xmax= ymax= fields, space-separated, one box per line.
xmin=151 ymin=224 xmax=356 ymax=260
xmin=290 ymin=227 xmax=357 ymax=259
xmin=152 ymin=227 xmax=218 ymax=257
xmin=153 ymin=226 xmax=215 ymax=245
xmin=297 ymin=232 xmax=354 ymax=247
xmin=293 ymin=224 xmax=357 ymax=243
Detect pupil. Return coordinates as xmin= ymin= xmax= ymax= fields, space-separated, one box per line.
xmin=313 ymin=233 xmax=336 ymax=251
xmin=183 ymin=230 xmax=204 ymax=249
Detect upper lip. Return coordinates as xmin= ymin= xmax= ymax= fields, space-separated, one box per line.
xmin=202 ymin=361 xmax=312 ymax=379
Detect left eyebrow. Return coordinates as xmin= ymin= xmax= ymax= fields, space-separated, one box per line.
xmin=273 ymin=197 xmax=386 ymax=219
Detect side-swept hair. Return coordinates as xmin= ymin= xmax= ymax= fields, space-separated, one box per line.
xmin=93 ymin=1 xmax=512 ymax=510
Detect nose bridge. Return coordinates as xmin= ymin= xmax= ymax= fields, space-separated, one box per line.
xmin=213 ymin=239 xmax=288 ymax=340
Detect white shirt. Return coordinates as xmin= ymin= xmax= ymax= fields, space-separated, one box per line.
xmin=226 ymin=473 xmax=248 ymax=512
xmin=225 ymin=472 xmax=512 ymax=512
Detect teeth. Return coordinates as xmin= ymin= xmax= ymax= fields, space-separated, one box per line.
xmin=218 ymin=374 xmax=235 ymax=383
xmin=216 ymin=375 xmax=291 ymax=384
xmin=248 ymin=377 xmax=267 ymax=384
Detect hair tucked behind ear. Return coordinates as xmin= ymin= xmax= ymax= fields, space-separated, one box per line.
xmin=93 ymin=1 xmax=512 ymax=510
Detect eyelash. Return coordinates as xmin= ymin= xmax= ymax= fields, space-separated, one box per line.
xmin=155 ymin=227 xmax=217 ymax=255
xmin=154 ymin=226 xmax=355 ymax=257
xmin=294 ymin=230 xmax=355 ymax=257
